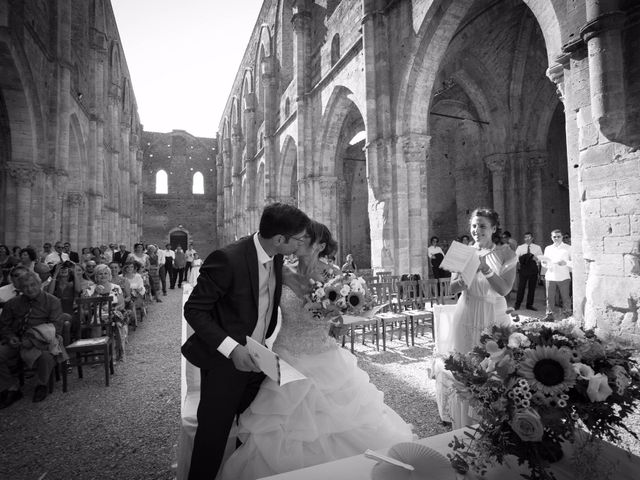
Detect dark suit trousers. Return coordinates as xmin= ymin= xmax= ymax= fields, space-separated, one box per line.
xmin=188 ymin=363 xmax=265 ymax=480
xmin=516 ymin=273 xmax=538 ymax=308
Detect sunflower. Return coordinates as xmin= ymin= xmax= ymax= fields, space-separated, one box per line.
xmin=347 ymin=291 xmax=364 ymax=309
xmin=324 ymin=285 xmax=341 ymax=303
xmin=518 ymin=346 xmax=576 ymax=395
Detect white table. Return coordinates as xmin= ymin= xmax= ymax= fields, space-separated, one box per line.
xmin=259 ymin=428 xmax=640 ymax=479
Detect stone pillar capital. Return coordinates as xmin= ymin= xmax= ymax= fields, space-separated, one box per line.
xmin=545 ymin=62 xmax=567 ymax=103
xmin=222 ymin=138 xmax=232 ymax=154
xmin=67 ymin=191 xmax=84 ymax=206
xmin=399 ymin=133 xmax=431 ymax=162
xmin=260 ymin=56 xmax=275 ymax=78
xmin=243 ymin=91 xmax=257 ymax=111
xmin=484 ymin=154 xmax=507 ymax=175
xmin=6 ymin=162 xmax=39 ymax=186
xmin=527 ymin=151 xmax=548 ymax=169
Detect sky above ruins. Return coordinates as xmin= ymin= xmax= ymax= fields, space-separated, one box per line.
xmin=111 ymin=0 xmax=263 ymax=139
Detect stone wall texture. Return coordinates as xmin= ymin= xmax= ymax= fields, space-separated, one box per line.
xmin=212 ymin=0 xmax=640 ymax=336
xmin=0 ymin=0 xmax=144 ymax=250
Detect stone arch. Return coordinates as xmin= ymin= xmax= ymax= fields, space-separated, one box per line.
xmin=231 ymin=95 xmax=241 ymax=132
xmin=193 ymin=171 xmax=204 ymax=194
xmin=109 ymin=41 xmax=122 ymax=85
xmin=256 ymin=160 xmax=265 ymax=208
xmin=396 ymin=0 xmax=563 ymax=137
xmin=68 ymin=113 xmax=87 ymax=191
xmin=277 ymin=135 xmax=297 ymax=204
xmin=330 ymin=33 xmax=340 ymax=66
xmin=317 ymin=85 xmax=366 ymax=178
xmin=257 ymin=23 xmax=272 ymax=58
xmin=155 ymin=169 xmax=168 ymax=194
xmin=276 ymin=0 xmax=294 ymax=88
xmin=168 ymin=226 xmax=190 ymax=251
xmin=0 ymin=33 xmax=46 ymax=166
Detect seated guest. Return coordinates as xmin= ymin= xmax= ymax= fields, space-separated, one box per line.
xmin=81 ymin=247 xmax=93 ymax=264
xmin=11 ymin=246 xmax=21 ymax=260
xmin=84 ymin=260 xmax=97 ymax=283
xmin=63 ymin=242 xmax=80 ymax=263
xmin=38 ymin=243 xmax=53 ymax=264
xmin=122 ymin=261 xmax=146 ymax=322
xmin=130 ymin=243 xmax=150 ymax=271
xmin=0 ymin=245 xmax=20 ymax=287
xmin=46 ymin=261 xmax=86 ymax=316
xmin=85 ymin=264 xmax=126 ymax=360
xmin=90 ymin=247 xmax=104 ymax=264
xmin=19 ymin=247 xmax=38 ymax=271
xmin=44 ymin=242 xmax=69 ymax=269
xmin=0 ymin=271 xmax=70 ymax=408
xmin=0 ymin=266 xmax=30 ymax=312
xmin=341 ymin=253 xmax=357 ymax=274
xmin=114 ymin=244 xmax=130 ymax=266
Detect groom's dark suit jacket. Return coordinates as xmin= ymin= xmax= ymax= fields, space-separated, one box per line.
xmin=181 ymin=235 xmax=283 ymax=369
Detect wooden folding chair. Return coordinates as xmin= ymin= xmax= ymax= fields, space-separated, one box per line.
xmin=438 ymin=277 xmax=457 ymax=304
xmin=370 ymin=281 xmax=409 ymax=350
xmin=64 ymin=296 xmax=115 ymax=390
xmin=397 ymin=280 xmax=435 ymax=346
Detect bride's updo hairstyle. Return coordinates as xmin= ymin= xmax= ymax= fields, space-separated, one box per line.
xmin=306 ymin=220 xmax=338 ymax=258
xmin=469 ymin=207 xmax=500 ymax=227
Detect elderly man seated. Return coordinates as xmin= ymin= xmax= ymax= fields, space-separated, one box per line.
xmin=0 ymin=271 xmax=70 ymax=408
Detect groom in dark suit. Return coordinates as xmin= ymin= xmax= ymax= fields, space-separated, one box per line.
xmin=182 ymin=202 xmax=310 ymax=480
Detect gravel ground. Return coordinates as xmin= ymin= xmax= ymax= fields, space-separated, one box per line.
xmin=0 ymin=289 xmax=182 ymax=480
xmin=1 ymin=290 xmax=638 ymax=480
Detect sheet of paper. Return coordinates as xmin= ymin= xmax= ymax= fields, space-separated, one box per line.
xmin=440 ymin=241 xmax=480 ymax=286
xmin=245 ymin=337 xmax=306 ymax=386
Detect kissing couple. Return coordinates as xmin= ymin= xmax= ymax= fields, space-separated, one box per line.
xmin=182 ymin=202 xmax=413 ymax=480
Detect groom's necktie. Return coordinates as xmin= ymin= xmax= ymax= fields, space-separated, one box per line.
xmin=252 ymin=259 xmax=274 ymax=344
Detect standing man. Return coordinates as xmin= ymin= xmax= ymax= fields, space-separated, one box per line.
xmin=182 ymin=202 xmax=310 ymax=480
xmin=541 ymin=229 xmax=572 ymax=320
xmin=163 ymin=243 xmax=176 ymax=289
xmin=114 ymin=244 xmax=130 ymax=267
xmin=514 ymin=232 xmax=543 ymax=311
xmin=63 ymin=242 xmax=80 ymax=263
xmin=185 ymin=243 xmax=197 ymax=277
xmin=174 ymin=246 xmax=186 ymax=289
xmin=157 ymin=245 xmax=167 ymax=296
xmin=39 ymin=243 xmax=52 ymax=264
xmin=44 ymin=242 xmax=69 ymax=269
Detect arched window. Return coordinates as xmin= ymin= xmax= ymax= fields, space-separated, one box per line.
xmin=155 ymin=170 xmax=168 ymax=194
xmin=331 ymin=34 xmax=340 ymax=67
xmin=193 ymin=172 xmax=204 ymax=194
xmin=284 ymin=97 xmax=290 ymax=117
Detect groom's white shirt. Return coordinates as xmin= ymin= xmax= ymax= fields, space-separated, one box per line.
xmin=217 ymin=233 xmax=274 ymax=358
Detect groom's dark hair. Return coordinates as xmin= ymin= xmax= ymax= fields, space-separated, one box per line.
xmin=259 ymin=202 xmax=310 ymax=239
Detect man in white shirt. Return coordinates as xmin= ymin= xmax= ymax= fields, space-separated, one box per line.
xmin=185 ymin=243 xmax=196 ymax=276
xmin=162 ymin=244 xmax=176 ymax=289
xmin=541 ymin=229 xmax=572 ymax=320
xmin=157 ymin=245 xmax=167 ymax=296
xmin=514 ymin=232 xmax=543 ymax=311
xmin=44 ymin=242 xmax=69 ymax=269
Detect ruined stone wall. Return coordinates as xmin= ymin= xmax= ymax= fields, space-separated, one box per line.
xmin=141 ymin=131 xmax=217 ymax=253
xmin=0 ymin=0 xmax=143 ymax=250
xmin=214 ymin=0 xmax=639 ymax=334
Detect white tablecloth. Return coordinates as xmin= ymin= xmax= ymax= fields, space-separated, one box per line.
xmin=259 ymin=428 xmax=640 ymax=480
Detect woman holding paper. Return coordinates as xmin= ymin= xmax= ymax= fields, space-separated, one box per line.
xmin=434 ymin=207 xmax=516 ymax=427
xmin=220 ymin=221 xmax=413 ymax=480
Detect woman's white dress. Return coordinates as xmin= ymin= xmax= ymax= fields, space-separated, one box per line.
xmin=433 ymin=245 xmax=515 ymax=427
xmin=220 ymin=285 xmax=413 ymax=480
xmin=187 ymin=259 xmax=202 ymax=285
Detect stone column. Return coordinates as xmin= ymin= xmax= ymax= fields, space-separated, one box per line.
xmin=527 ymin=152 xmax=547 ymax=243
xmin=231 ymin=128 xmax=243 ymax=237
xmin=66 ymin=191 xmax=83 ymax=247
xmin=319 ymin=177 xmax=339 ymax=235
xmin=484 ymin=154 xmax=507 ymax=221
xmin=8 ymin=163 xmax=38 ymax=246
xmin=292 ymin=2 xmax=312 ymax=208
xmin=402 ymin=133 xmax=430 ymax=277
xmin=222 ymin=138 xmax=233 ymax=244
xmin=262 ymin=56 xmax=277 ymax=203
xmin=216 ymin=151 xmax=224 ymax=236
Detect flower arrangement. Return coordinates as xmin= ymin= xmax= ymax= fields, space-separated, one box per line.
xmin=444 ymin=318 xmax=640 ymax=480
xmin=305 ymin=272 xmax=375 ymax=319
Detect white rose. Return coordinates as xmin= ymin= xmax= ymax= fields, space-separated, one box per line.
xmin=340 ymin=285 xmax=351 ymax=297
xmin=586 ymin=373 xmax=613 ymax=402
xmin=510 ymin=408 xmax=544 ymax=442
xmin=508 ymin=332 xmax=531 ymax=349
xmin=573 ymin=363 xmax=595 ymax=379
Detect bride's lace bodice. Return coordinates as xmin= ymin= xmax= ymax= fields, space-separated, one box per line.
xmin=272 ymin=285 xmax=336 ymax=358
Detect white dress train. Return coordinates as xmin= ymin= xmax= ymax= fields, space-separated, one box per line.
xmin=219 ymin=285 xmax=414 ymax=480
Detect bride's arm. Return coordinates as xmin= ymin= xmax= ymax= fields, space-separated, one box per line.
xmin=450 ymin=272 xmax=466 ymax=294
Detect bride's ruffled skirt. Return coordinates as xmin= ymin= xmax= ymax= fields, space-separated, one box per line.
xmin=220 ymin=346 xmax=413 ymax=480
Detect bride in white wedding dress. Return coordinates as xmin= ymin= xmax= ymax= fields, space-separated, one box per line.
xmin=219 ymin=221 xmax=413 ymax=480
